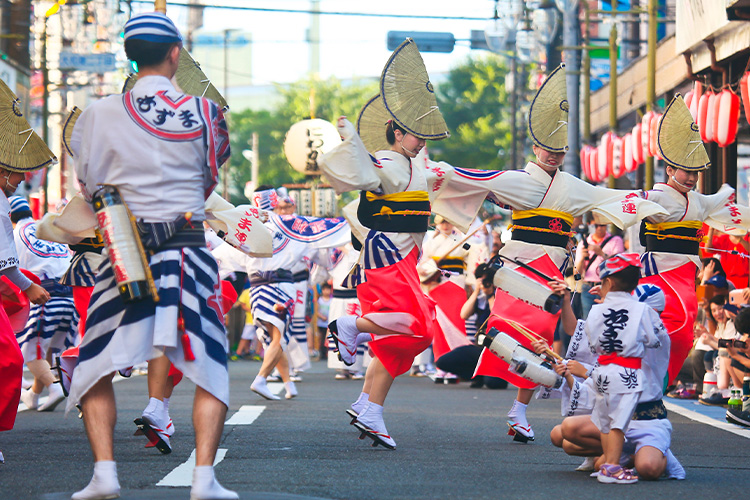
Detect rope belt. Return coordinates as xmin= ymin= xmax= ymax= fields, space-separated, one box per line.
xmin=641 ymin=220 xmax=703 ymax=255
xmin=69 ymin=235 xmax=104 ymax=254
xmin=632 ymin=399 xmax=668 ymax=421
xmin=358 ymin=190 xmax=430 ymax=233
xmin=332 ymin=289 xmax=358 ymax=299
xmin=248 ymin=269 xmax=294 ymax=286
xmin=510 ymin=208 xmax=574 ymax=248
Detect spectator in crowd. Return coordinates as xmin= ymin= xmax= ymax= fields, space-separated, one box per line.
xmin=315 ymin=283 xmax=333 ymax=361
xmin=726 ymin=307 xmax=750 ymax=427
xmin=574 ymin=214 xmax=625 ymax=319
xmin=697 ymin=295 xmax=740 ymax=405
xmin=706 ymin=227 xmax=749 ymax=289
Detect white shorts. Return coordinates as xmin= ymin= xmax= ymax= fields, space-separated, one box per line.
xmin=241 ymin=324 xmax=257 ymax=341
xmin=623 ymin=418 xmax=672 ymax=455
xmin=592 ymin=392 xmax=640 ymax=433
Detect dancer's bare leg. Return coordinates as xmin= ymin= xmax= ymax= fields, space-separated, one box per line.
xmin=258 ymin=323 xmax=284 ymax=378
xmin=81 ymin=374 xmax=117 ymax=461
xmin=193 ymin=386 xmax=227 ymax=466
xmin=147 ymin=354 xmax=170 ymax=401
xmin=365 ymin=358 xmax=394 ymax=406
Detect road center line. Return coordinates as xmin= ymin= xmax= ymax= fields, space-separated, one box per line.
xmin=157 ymin=448 xmax=228 ymax=487
xmin=225 ymin=405 xmax=265 ymax=425
xmin=664 ymin=401 xmax=750 ymax=439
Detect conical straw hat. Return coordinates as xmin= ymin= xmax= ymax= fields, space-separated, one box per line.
xmin=657 ymin=94 xmax=709 ymax=171
xmin=379 ymin=38 xmax=449 ymax=142
xmin=356 ymin=94 xmax=391 ymax=154
xmin=528 ymin=63 xmax=568 ymax=152
xmin=62 ymin=107 xmax=82 ymax=157
xmin=122 ymin=48 xmax=228 ymax=111
xmin=0 ymin=79 xmax=57 ymax=172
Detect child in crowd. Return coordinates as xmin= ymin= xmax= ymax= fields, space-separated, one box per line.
xmin=584 ymin=253 xmax=664 ymax=484
xmin=316 ymin=283 xmax=332 ymax=360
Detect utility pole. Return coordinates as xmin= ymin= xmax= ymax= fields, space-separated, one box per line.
xmin=309 ymin=0 xmax=320 ymax=77
xmin=645 ymin=0 xmax=656 ymax=190
xmin=561 ymin=0 xmax=581 ymax=176
xmin=509 ymin=52 xmax=518 ymax=169
xmin=41 ymin=17 xmax=49 ymax=214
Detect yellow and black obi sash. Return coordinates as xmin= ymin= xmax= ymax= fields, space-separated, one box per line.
xmin=69 ymin=236 xmax=105 ymax=255
xmin=433 ymin=255 xmax=466 ymax=274
xmin=509 ymin=208 xmax=574 ymax=248
xmin=639 ymin=220 xmax=702 ymax=255
xmin=357 ymin=190 xmax=431 ymax=233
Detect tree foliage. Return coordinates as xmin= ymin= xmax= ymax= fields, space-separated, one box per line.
xmin=225 ymin=77 xmax=377 ymax=204
xmin=435 ymin=55 xmax=513 ymax=170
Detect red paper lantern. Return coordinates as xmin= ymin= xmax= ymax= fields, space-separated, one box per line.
xmin=706 ymin=91 xmax=719 ymax=143
xmin=589 ymin=147 xmax=601 ymax=184
xmin=611 ymin=136 xmax=623 ymax=178
xmin=698 ymin=91 xmax=712 ymax=142
xmin=649 ymin=113 xmax=661 ymax=158
xmin=690 ymin=81 xmax=702 ymax=121
xmin=623 ymin=133 xmax=635 ymax=173
xmin=716 ymin=89 xmax=740 ymax=147
xmin=741 ymin=73 xmax=750 ymax=126
xmin=631 ymin=123 xmax=643 ymax=165
xmin=641 ymin=112 xmax=655 ymax=158
xmin=580 ymin=146 xmax=591 ymax=181
xmin=684 ymin=91 xmax=694 ymax=112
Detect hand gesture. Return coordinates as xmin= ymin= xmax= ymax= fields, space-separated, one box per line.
xmin=25 ymin=283 xmax=50 ymax=306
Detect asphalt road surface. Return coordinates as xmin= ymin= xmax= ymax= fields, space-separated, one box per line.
xmin=2 ymin=359 xmax=749 ymax=500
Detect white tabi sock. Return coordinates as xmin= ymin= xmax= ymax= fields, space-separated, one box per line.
xmin=355 ymin=333 xmax=372 ymax=346
xmin=71 ymin=460 xmax=120 ymax=500
xmin=163 ymin=397 xmax=170 ymax=415
xmin=352 ymin=392 xmax=369 ymax=414
xmin=665 ymin=449 xmax=685 ymax=480
xmin=143 ymin=397 xmax=164 ymax=418
xmin=190 ymin=465 xmax=238 ymax=500
xmin=284 ymin=381 xmax=297 ymax=399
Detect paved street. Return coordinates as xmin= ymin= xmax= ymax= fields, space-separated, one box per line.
xmin=2 ymin=359 xmax=749 ymax=500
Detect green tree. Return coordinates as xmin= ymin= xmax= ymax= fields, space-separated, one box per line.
xmin=435 ymin=55 xmax=513 ymax=170
xmin=226 ymin=77 xmax=377 ymax=204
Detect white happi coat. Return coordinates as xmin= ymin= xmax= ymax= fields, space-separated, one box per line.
xmin=13 ymin=217 xmax=72 ymax=281
xmin=585 ymin=291 xmax=664 ymax=396
xmin=419 ymin=228 xmax=471 ymax=283
xmin=642 ymin=183 xmax=750 ymax=274
xmin=0 ymin=194 xmax=21 ymax=275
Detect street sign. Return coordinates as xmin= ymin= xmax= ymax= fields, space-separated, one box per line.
xmin=59 ymin=52 xmax=117 ymax=73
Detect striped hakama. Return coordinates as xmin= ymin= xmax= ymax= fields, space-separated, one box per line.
xmin=16 ymin=296 xmax=78 ymax=363
xmin=67 ymin=247 xmax=230 ymax=410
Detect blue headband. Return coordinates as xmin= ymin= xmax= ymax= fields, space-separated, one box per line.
xmin=124 ymin=12 xmax=182 ymax=44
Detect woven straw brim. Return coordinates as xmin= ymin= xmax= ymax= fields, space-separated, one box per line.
xmin=528 ymin=64 xmax=568 ymax=152
xmin=658 ymin=94 xmax=709 ymax=171
xmin=62 ymin=107 xmax=82 ymax=157
xmin=0 ymin=79 xmax=56 ymax=172
xmin=357 ymin=94 xmax=391 ymax=154
xmin=380 ymin=39 xmax=449 ymax=141
xmin=122 ymin=48 xmax=228 ymax=111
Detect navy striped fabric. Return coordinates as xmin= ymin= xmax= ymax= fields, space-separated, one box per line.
xmin=67 ymin=246 xmax=230 ymax=409
xmin=123 ymin=12 xmax=182 ymax=44
xmin=16 ymin=297 xmax=78 ymax=362
xmin=249 ymin=283 xmax=293 ymax=335
xmin=59 ymin=252 xmax=99 ymax=287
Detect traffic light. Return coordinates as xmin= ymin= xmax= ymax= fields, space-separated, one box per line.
xmin=387 ymin=31 xmax=455 ymax=53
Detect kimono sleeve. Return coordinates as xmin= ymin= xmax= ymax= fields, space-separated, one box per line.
xmin=426 ymin=163 xmax=547 ymax=233
xmin=640 ymin=306 xmax=666 ymax=349
xmin=704 ymin=184 xmax=750 ymax=235
xmin=203 ymin=101 xmax=230 ymax=199
xmin=318 ymin=119 xmax=381 ymax=194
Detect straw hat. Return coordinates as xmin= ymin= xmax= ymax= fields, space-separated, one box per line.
xmin=657 ymin=94 xmax=709 ymax=171
xmin=123 ymin=48 xmax=228 ymax=111
xmin=62 ymin=107 xmax=82 ymax=157
xmin=357 ymin=38 xmax=449 ymax=154
xmin=0 ymin=79 xmax=57 ymax=172
xmin=528 ymin=64 xmax=568 ymax=153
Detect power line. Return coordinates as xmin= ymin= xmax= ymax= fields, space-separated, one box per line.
xmin=129 ymin=1 xmax=490 ymax=21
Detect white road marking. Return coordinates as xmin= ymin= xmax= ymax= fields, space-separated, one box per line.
xmin=664 ymin=401 xmax=750 ymax=439
xmin=225 ymin=405 xmax=265 ymax=425
xmin=156 ymin=448 xmax=228 ymax=487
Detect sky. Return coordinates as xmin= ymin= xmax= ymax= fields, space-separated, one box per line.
xmin=135 ymin=0 xmax=499 ymax=86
